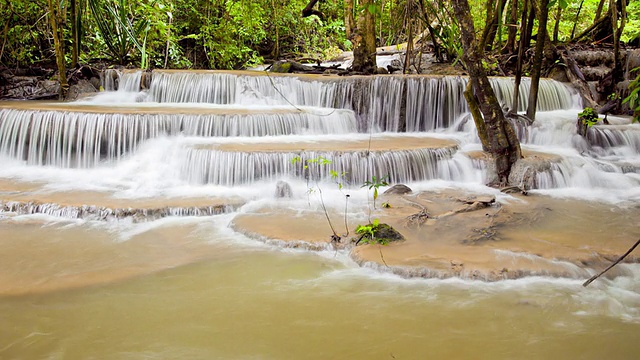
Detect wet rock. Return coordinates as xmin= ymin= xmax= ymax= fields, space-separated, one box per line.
xmin=89 ymin=77 xmax=101 ymax=90
xmin=270 ymin=61 xmax=310 ymax=73
xmin=375 ymin=67 xmax=389 ymax=74
xmin=547 ymin=65 xmax=569 ymax=83
xmin=66 ymin=79 xmax=98 ymax=101
xmin=275 ymin=181 xmax=293 ymax=198
xmin=0 ymin=200 xmax=234 ymax=222
xmin=355 ymin=223 xmax=404 ymax=245
xmin=508 ymin=154 xmax=560 ymax=190
xmin=384 ymin=184 xmax=412 ymax=195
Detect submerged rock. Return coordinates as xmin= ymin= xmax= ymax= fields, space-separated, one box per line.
xmin=275 ymin=181 xmax=293 ymax=198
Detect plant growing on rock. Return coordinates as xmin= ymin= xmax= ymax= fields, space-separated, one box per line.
xmin=354 ymin=218 xmax=404 ymax=246
xmin=578 ymin=107 xmax=599 ymax=127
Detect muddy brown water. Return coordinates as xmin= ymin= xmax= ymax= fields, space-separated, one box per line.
xmin=1 ymin=188 xmax=640 ymax=359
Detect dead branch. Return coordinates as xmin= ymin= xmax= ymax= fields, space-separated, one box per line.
xmin=583 ymin=238 xmax=640 ymax=287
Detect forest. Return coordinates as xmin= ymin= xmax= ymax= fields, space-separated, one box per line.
xmin=1 ymin=0 xmax=638 ymax=71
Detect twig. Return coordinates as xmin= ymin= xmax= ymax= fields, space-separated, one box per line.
xmin=378 ymin=244 xmax=389 ymax=267
xmin=583 ymin=238 xmax=640 ymax=287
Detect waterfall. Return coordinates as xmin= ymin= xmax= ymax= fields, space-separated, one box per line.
xmin=0 ymin=107 xmax=357 ymax=167
xmin=100 ymin=69 xmax=143 ymax=92
xmin=181 ymin=147 xmax=459 ymax=186
xmin=587 ymin=125 xmax=640 ymax=154
xmin=146 ymin=71 xmax=580 ymax=132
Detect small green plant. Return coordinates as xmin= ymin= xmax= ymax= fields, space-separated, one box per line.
xmin=291 ymin=155 xmax=350 ymax=241
xmin=362 ymin=175 xmax=389 ymax=210
xmin=330 ymin=169 xmax=351 ymax=236
xmin=578 ymin=107 xmax=599 ymax=127
xmin=355 ymin=219 xmax=388 ymax=245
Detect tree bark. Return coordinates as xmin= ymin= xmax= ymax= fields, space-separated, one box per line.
xmin=452 ymin=0 xmax=522 ymax=185
xmin=352 ymin=0 xmax=377 ymax=73
xmin=552 ymin=5 xmax=562 ymax=44
xmin=344 ymin=0 xmax=355 ymax=39
xmin=526 ymin=0 xmax=549 ymax=120
xmin=302 ymin=0 xmax=323 ymax=18
xmin=611 ymin=0 xmax=626 ymax=90
xmin=482 ymin=0 xmax=508 ymax=51
xmin=570 ymin=0 xmax=585 ymax=39
xmin=48 ymin=0 xmax=68 ymax=99
xmin=595 ymin=0 xmax=607 ymax=22
xmin=524 ymin=3 xmax=535 ymax=48
xmin=70 ymin=0 xmax=78 ymax=67
xmin=503 ymin=0 xmax=519 ymax=54
xmin=511 ymin=0 xmax=529 ymax=113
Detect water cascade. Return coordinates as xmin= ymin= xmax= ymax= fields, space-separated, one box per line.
xmin=2 ymin=70 xmax=640 ymax=354
xmin=0 ymin=106 xmax=357 ymax=167
xmin=146 ymin=71 xmax=580 ymax=131
xmin=182 ymin=144 xmax=461 ymax=186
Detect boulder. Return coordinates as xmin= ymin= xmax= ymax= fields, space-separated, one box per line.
xmin=384 ymin=184 xmax=412 ymax=195
xmin=66 ymin=79 xmax=98 ymax=101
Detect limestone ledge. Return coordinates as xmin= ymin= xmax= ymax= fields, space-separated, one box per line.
xmin=0 ymin=200 xmax=235 ymax=222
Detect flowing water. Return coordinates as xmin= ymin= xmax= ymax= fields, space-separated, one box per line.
xmin=1 ymin=70 xmax=640 ymax=359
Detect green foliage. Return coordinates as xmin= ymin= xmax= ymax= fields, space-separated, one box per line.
xmin=87 ymin=0 xmax=149 ymax=66
xmin=0 ymin=0 xmax=47 ymax=67
xmin=623 ymin=68 xmax=640 ymax=123
xmin=623 ymin=0 xmax=640 ymax=43
xmin=362 ymin=175 xmax=389 ymax=210
xmin=578 ymin=107 xmax=599 ymax=127
xmin=356 ymin=219 xmax=388 ymax=245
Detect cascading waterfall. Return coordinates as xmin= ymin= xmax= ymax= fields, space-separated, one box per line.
xmin=587 ymin=125 xmax=640 ymax=154
xmin=101 ymin=69 xmax=144 ymax=92
xmin=145 ymin=71 xmax=580 ymax=132
xmin=181 ymin=147 xmax=460 ymax=186
xmin=0 ymin=69 xmax=637 ymax=198
xmin=0 ymin=107 xmax=357 ymax=167
xmin=535 ymin=155 xmax=640 ymax=189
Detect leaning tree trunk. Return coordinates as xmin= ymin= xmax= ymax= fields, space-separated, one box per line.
xmin=352 ymin=0 xmax=377 ymax=73
xmin=526 ymin=0 xmax=549 ymax=120
xmin=48 ymin=0 xmax=68 ymax=99
xmin=452 ymin=0 xmax=522 ymax=185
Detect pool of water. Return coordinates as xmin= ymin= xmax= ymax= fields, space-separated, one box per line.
xmin=1 ymin=214 xmax=639 ymax=359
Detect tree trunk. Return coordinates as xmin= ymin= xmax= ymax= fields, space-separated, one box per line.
xmin=526 ymin=0 xmax=549 ymax=120
xmin=70 ymin=0 xmax=78 ymax=67
xmin=352 ymin=0 xmax=377 ymax=73
xmin=595 ymin=0 xmax=607 ymax=22
xmin=570 ymin=0 xmax=585 ymax=39
xmin=552 ymin=5 xmax=562 ymax=44
xmin=503 ymin=0 xmax=519 ymax=54
xmin=344 ymin=0 xmax=355 ymax=39
xmin=48 ymin=0 xmax=68 ymax=99
xmin=524 ymin=3 xmax=535 ymax=48
xmin=452 ymin=0 xmax=522 ymax=185
xmin=611 ymin=0 xmax=626 ymax=89
xmin=511 ymin=0 xmax=529 ymax=113
xmin=482 ymin=0 xmax=508 ymax=51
